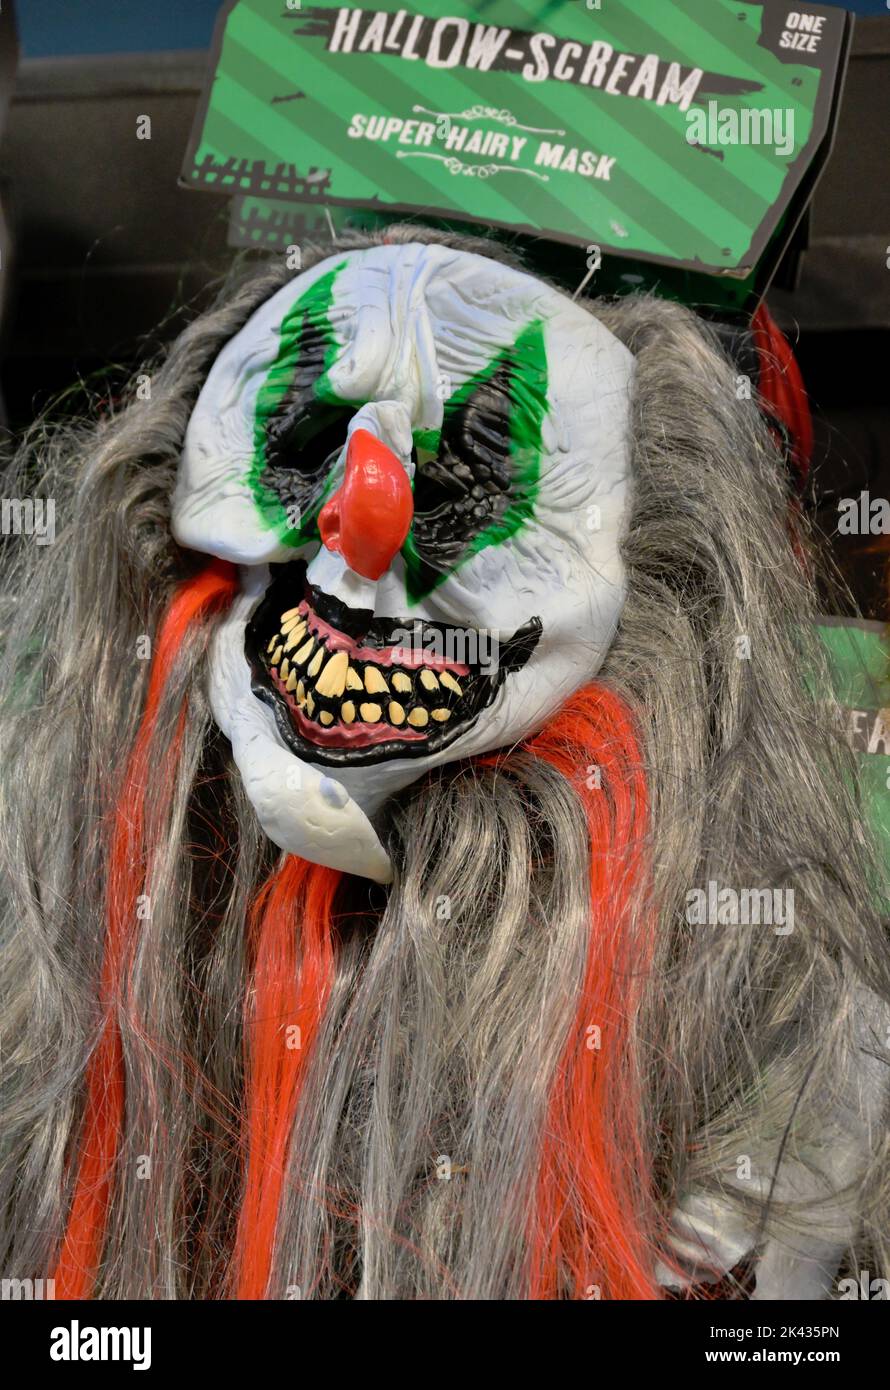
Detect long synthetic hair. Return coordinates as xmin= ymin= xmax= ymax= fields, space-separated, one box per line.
xmin=1 ymin=225 xmax=888 ymax=1299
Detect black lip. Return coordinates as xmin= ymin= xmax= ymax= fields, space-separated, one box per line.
xmin=244 ymin=560 xmax=542 ymax=768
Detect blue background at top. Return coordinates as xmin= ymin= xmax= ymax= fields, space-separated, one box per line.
xmin=17 ymin=0 xmax=224 ymax=57
xmin=822 ymin=0 xmax=890 ymax=11
xmin=13 ymin=0 xmax=890 ymax=59
xmin=828 ymin=0 xmax=890 ymax=11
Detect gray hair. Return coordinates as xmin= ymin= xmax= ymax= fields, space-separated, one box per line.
xmin=1 ymin=224 xmax=887 ymax=1298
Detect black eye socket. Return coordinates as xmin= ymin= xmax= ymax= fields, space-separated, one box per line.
xmin=261 ymin=304 xmax=354 ymax=480
xmin=411 ymin=365 xmax=516 ymax=563
xmin=265 ymin=402 xmax=350 ymax=476
xmin=413 ymin=413 xmax=513 ymax=515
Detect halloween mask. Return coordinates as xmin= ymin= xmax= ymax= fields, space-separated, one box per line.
xmin=172 ymin=242 xmax=634 ymax=881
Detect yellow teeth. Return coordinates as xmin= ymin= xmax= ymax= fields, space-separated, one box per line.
xmin=315 ymin=651 xmax=348 ymax=698
xmin=284 ymin=622 xmax=307 ymax=652
xmin=269 ymin=613 xmax=468 ymax=739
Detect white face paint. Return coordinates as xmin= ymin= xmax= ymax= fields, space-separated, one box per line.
xmin=173 ymin=243 xmax=634 ymax=882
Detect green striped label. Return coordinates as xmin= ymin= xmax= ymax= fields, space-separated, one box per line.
xmin=182 ymin=0 xmax=844 ymax=276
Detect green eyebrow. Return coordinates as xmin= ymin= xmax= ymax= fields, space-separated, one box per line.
xmin=248 ymin=260 xmax=355 ymax=546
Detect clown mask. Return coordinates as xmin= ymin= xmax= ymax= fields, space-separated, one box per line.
xmin=172 ymin=241 xmax=634 ymax=882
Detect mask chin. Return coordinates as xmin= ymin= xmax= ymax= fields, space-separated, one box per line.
xmin=208 ymin=567 xmax=393 ymax=883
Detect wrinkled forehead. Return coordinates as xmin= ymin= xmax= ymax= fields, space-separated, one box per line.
xmin=214 ymin=241 xmax=628 ymax=422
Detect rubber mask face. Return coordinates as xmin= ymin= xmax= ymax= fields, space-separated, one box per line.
xmin=173 ymin=242 xmax=634 ymax=882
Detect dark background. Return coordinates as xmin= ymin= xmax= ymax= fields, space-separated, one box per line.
xmin=0 ymin=1 xmax=887 ymax=616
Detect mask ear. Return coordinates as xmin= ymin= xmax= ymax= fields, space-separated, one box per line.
xmin=404 ymin=319 xmax=548 ymax=603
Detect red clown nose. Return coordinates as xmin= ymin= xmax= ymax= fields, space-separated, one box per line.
xmin=318 ymin=427 xmax=414 ymax=581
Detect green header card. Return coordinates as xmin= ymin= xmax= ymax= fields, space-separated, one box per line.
xmin=183 ymin=0 xmax=848 ymax=278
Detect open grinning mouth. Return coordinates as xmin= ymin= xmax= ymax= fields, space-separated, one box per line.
xmin=244 ymin=561 xmax=542 ymax=768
